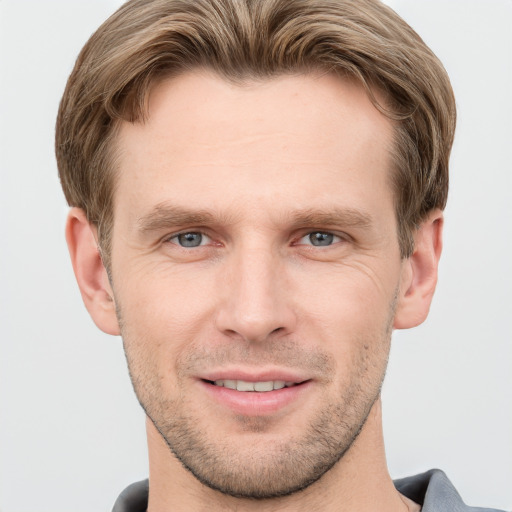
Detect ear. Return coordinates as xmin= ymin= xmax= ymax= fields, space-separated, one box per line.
xmin=65 ymin=208 xmax=120 ymax=335
xmin=394 ymin=209 xmax=443 ymax=329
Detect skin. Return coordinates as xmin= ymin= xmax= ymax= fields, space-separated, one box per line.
xmin=67 ymin=71 xmax=441 ymax=512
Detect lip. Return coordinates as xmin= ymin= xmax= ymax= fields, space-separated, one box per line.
xmin=197 ymin=369 xmax=312 ymax=416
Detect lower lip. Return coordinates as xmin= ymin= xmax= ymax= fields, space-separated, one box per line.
xmin=199 ymin=380 xmax=312 ymax=416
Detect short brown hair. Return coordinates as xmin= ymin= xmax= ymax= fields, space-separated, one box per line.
xmin=56 ymin=0 xmax=456 ymax=264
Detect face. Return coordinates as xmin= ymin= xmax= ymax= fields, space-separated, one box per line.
xmin=110 ymin=71 xmax=405 ymax=498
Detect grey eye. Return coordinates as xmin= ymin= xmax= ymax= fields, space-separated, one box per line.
xmin=307 ymin=232 xmax=337 ymax=246
xmin=174 ymin=232 xmax=205 ymax=247
xmin=297 ymin=231 xmax=342 ymax=247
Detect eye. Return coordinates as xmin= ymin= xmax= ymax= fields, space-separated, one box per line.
xmin=298 ymin=231 xmax=342 ymax=247
xmin=168 ymin=232 xmax=211 ymax=248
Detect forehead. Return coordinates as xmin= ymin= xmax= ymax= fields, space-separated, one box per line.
xmin=114 ymin=70 xmax=394 ymax=224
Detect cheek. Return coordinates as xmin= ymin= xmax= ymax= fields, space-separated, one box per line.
xmin=118 ymin=258 xmax=216 ymax=319
xmin=114 ymin=263 xmax=218 ymax=368
xmin=292 ymin=263 xmax=397 ymax=389
xmin=294 ymin=261 xmax=399 ymax=333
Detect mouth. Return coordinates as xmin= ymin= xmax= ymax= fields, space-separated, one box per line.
xmin=203 ymin=379 xmax=303 ymax=392
xmin=199 ymin=376 xmax=312 ymax=416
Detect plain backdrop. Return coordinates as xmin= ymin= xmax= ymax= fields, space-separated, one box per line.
xmin=1 ymin=1 xmax=511 ymax=511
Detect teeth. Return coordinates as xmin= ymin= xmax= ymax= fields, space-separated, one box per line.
xmin=237 ymin=380 xmax=255 ymax=391
xmin=224 ymin=379 xmax=236 ymax=390
xmin=212 ymin=379 xmax=296 ymax=392
xmin=254 ymin=381 xmax=273 ymax=392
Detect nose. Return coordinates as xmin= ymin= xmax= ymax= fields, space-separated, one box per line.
xmin=215 ymin=245 xmax=296 ymax=343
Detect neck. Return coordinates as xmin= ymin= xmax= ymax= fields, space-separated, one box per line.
xmin=146 ymin=398 xmax=410 ymax=512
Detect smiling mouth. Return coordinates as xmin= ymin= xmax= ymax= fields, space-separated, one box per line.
xmin=203 ymin=379 xmax=306 ymax=392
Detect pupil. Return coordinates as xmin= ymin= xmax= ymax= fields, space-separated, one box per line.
xmin=310 ymin=232 xmax=333 ymax=246
xmin=178 ymin=232 xmax=202 ymax=247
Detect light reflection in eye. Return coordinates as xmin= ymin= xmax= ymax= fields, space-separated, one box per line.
xmin=300 ymin=232 xmax=342 ymax=247
xmin=169 ymin=232 xmax=211 ymax=248
xmin=167 ymin=231 xmax=341 ymax=248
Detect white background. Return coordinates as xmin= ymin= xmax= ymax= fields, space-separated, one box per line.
xmin=1 ymin=1 xmax=510 ymax=510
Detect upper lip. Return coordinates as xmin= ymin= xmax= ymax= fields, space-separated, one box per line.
xmin=198 ymin=368 xmax=310 ymax=384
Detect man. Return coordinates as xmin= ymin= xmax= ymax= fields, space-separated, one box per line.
xmin=55 ymin=0 xmax=504 ymax=511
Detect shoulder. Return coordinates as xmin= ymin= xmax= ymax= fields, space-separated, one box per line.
xmin=394 ymin=469 xmax=507 ymax=512
xmin=111 ymin=479 xmax=149 ymax=512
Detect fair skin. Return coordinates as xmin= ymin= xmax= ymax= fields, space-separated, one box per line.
xmin=67 ymin=71 xmax=441 ymax=512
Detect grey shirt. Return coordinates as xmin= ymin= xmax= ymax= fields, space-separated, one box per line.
xmin=112 ymin=469 xmax=506 ymax=511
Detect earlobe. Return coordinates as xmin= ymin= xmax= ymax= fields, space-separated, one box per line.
xmin=393 ymin=209 xmax=443 ymax=330
xmin=65 ymin=208 xmax=120 ymax=336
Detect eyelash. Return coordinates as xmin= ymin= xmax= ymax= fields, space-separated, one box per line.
xmin=296 ymin=231 xmax=343 ymax=247
xmin=165 ymin=230 xmax=346 ymax=249
xmin=167 ymin=231 xmax=212 ymax=248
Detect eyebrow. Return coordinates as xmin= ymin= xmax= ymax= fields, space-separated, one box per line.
xmin=288 ymin=208 xmax=373 ymax=230
xmin=136 ymin=202 xmax=373 ymax=234
xmin=136 ymin=203 xmax=222 ymax=234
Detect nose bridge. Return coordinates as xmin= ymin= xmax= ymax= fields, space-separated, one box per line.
xmin=216 ymin=239 xmax=294 ymax=342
